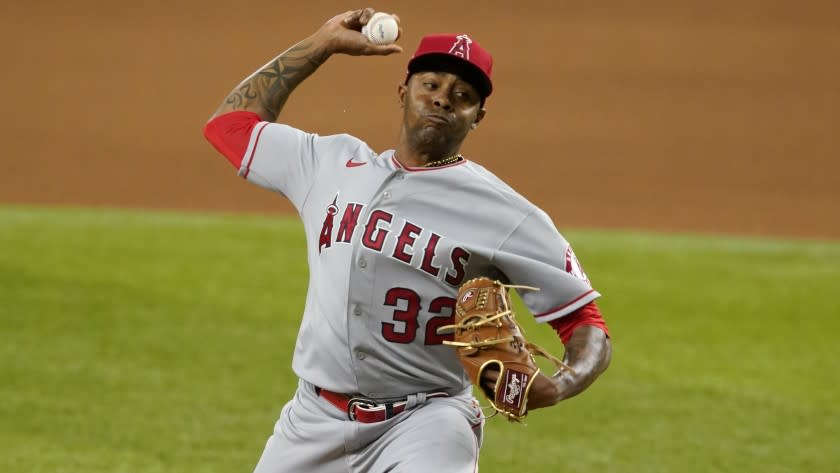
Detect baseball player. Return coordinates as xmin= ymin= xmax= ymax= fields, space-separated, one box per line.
xmin=203 ymin=8 xmax=611 ymax=473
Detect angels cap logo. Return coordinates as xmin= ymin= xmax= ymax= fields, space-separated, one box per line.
xmin=448 ymin=34 xmax=472 ymax=60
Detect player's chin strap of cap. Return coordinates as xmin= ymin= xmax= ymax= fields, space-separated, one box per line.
xmin=315 ymin=387 xmax=449 ymax=423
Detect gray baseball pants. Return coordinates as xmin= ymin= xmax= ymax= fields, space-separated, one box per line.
xmin=252 ymin=379 xmax=484 ymax=473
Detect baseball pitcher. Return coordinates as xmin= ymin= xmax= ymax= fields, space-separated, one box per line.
xmin=203 ymin=8 xmax=612 ymax=473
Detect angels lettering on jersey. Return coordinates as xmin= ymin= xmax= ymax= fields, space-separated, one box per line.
xmin=318 ymin=193 xmax=469 ymax=287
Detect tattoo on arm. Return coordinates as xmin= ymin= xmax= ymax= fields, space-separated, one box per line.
xmin=557 ymin=325 xmax=612 ymax=400
xmin=214 ymin=39 xmax=331 ymax=122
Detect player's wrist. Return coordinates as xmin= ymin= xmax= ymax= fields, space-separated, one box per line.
xmin=525 ymin=372 xmax=563 ymax=409
xmin=306 ymin=30 xmax=338 ymax=57
xmin=549 ymin=370 xmax=577 ymax=403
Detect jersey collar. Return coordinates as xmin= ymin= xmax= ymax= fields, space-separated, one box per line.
xmin=390 ymin=154 xmax=468 ymax=172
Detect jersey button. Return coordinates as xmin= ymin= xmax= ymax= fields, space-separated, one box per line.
xmin=353 ymin=306 xmax=362 ymax=316
xmin=358 ymin=258 xmax=367 ymax=268
xmin=356 ymin=351 xmax=366 ymax=360
xmin=383 ymin=191 xmax=391 ymax=199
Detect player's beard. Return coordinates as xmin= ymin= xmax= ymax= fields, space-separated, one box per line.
xmin=406 ymin=121 xmax=468 ymax=158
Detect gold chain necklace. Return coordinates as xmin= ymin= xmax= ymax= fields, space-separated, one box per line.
xmin=424 ymin=154 xmax=463 ymax=168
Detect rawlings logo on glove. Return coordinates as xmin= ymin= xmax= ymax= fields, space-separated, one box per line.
xmin=437 ymin=277 xmax=574 ymax=421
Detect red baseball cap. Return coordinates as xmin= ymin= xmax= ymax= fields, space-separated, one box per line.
xmin=407 ymin=33 xmax=494 ymax=98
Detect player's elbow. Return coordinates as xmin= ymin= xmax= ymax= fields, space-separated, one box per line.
xmin=598 ymin=335 xmax=612 ymax=375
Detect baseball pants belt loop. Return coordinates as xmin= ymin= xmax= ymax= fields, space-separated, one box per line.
xmin=314 ymin=387 xmax=447 ymax=423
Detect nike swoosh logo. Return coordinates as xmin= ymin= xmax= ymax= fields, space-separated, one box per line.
xmin=345 ymin=159 xmax=367 ymax=168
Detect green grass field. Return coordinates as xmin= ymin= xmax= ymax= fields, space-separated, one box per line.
xmin=2 ymin=206 xmax=838 ymax=472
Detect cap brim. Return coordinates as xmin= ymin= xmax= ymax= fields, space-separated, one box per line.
xmin=407 ymin=53 xmax=492 ymax=98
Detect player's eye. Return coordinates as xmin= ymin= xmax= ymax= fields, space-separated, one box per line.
xmin=454 ymin=90 xmax=474 ymax=102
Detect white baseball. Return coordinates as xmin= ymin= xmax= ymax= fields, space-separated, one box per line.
xmin=361 ymin=12 xmax=399 ymax=45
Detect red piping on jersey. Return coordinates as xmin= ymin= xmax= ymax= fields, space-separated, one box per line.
xmin=548 ymin=301 xmax=609 ymax=344
xmin=391 ymin=155 xmax=468 ymax=172
xmin=533 ymin=289 xmax=597 ymax=321
xmin=243 ymin=122 xmax=270 ymax=179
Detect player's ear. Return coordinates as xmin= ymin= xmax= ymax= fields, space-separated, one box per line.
xmin=398 ymin=82 xmax=407 ymax=108
xmin=471 ymin=108 xmax=486 ymax=130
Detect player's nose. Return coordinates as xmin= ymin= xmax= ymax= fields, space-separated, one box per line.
xmin=433 ymin=95 xmax=452 ymax=111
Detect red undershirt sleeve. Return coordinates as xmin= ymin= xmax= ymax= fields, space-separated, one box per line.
xmin=548 ymin=301 xmax=610 ymax=344
xmin=202 ymin=111 xmax=263 ymax=169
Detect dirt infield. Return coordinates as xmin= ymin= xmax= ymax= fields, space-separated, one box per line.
xmin=2 ymin=1 xmax=838 ymax=239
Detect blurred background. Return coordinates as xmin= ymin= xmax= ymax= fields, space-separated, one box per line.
xmin=2 ymin=0 xmax=838 ymax=238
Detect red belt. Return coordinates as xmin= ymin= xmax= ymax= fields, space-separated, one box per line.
xmin=316 ymin=387 xmax=448 ymax=423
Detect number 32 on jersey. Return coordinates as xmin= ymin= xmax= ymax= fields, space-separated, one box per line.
xmin=381 ymin=288 xmax=455 ymax=345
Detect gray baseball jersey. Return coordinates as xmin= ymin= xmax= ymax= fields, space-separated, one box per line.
xmin=238 ymin=121 xmax=600 ymax=399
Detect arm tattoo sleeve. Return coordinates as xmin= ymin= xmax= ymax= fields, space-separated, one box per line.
xmin=214 ymin=39 xmax=331 ymax=122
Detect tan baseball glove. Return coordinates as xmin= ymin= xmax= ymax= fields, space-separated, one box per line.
xmin=438 ymin=277 xmax=574 ymax=421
